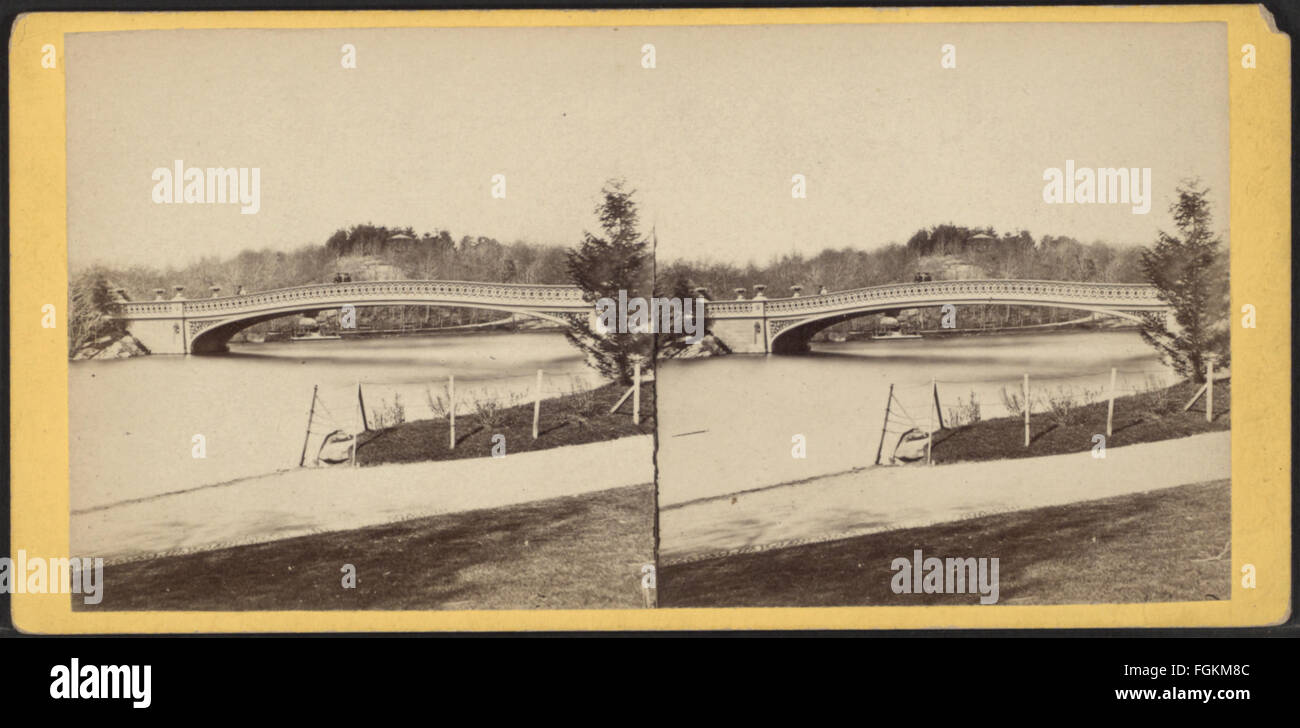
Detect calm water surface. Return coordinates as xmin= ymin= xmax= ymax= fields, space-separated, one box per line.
xmin=70 ymin=332 xmax=599 ymax=510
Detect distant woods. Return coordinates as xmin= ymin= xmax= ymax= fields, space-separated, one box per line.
xmin=80 ymin=224 xmax=570 ymax=300
xmin=69 ymin=225 xmax=573 ymax=348
xmin=659 ymin=225 xmax=1148 ymax=301
xmin=321 ymin=224 xmax=567 ymax=284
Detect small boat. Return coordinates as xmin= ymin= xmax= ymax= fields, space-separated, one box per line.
xmin=290 ymin=331 xmax=342 ymax=342
xmin=871 ymin=330 xmax=923 ymax=340
xmin=317 ymin=429 xmax=356 ymax=465
xmin=872 ymin=315 xmax=922 ymax=340
xmin=892 ymin=427 xmax=931 ymax=463
xmin=291 ymin=316 xmax=341 ymax=341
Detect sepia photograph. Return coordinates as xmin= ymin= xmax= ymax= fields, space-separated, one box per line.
xmin=62 ymin=21 xmax=1235 ymax=613
xmin=8 ymin=5 xmax=1285 ymax=636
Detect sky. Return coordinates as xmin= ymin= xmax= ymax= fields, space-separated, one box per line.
xmin=66 ymin=22 xmax=1228 ymax=270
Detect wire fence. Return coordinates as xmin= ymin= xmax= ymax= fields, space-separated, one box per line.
xmin=874 ymin=365 xmax=1211 ymax=466
xmin=297 ymin=370 xmax=618 ymax=467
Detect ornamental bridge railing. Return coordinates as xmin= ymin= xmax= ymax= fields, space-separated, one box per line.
xmin=705 ymin=279 xmax=1167 ymax=320
xmin=112 ymin=280 xmax=590 ymax=320
xmin=113 ymin=278 xmax=1164 ymax=321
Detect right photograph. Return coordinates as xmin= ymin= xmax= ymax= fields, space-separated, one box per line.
xmin=653 ymin=22 xmax=1231 ymax=608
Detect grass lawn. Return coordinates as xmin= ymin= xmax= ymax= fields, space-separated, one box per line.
xmin=659 ymin=479 xmax=1229 ymax=608
xmin=80 ymin=483 xmax=655 ymax=611
xmin=930 ymin=378 xmax=1229 ymax=464
xmin=356 ymin=381 xmax=654 ymax=466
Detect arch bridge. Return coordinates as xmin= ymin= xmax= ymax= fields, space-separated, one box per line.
xmin=704 ymin=279 xmax=1171 ymax=354
xmin=112 ymin=280 xmax=589 ymax=354
xmin=112 ymin=278 xmax=1171 ymax=356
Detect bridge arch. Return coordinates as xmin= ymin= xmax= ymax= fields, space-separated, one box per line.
xmin=188 ymin=304 xmax=575 ymax=354
xmin=114 ymin=280 xmax=590 ymax=355
xmin=767 ymin=303 xmax=1152 ymax=354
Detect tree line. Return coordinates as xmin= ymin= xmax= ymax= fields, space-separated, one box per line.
xmin=659 ymin=226 xmax=1147 ymax=300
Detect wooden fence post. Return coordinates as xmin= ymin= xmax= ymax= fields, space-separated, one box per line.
xmin=353 ymin=379 xmax=363 ymax=467
xmin=932 ymin=379 xmax=945 ymax=430
xmin=299 ymin=385 xmax=318 ymax=467
xmin=1206 ymin=358 xmax=1214 ymax=422
xmin=533 ymin=369 xmax=543 ymax=439
xmin=875 ymin=384 xmax=894 ymax=466
xmin=927 ymin=377 xmax=935 ymax=465
xmin=448 ymin=374 xmax=456 ymax=450
xmin=1106 ymin=367 xmax=1116 ymax=437
xmin=1023 ymin=373 xmax=1031 ymax=448
xmin=357 ymin=380 xmax=369 ymax=432
xmin=632 ymin=363 xmax=642 ymax=426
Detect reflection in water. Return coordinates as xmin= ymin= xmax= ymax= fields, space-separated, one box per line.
xmin=656 ymin=330 xmax=1175 ymax=506
xmin=70 ymin=332 xmax=599 ymax=510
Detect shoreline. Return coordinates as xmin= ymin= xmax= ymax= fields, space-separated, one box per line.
xmin=71 ymin=322 xmax=570 ymax=360
xmin=825 ymin=318 xmax=1136 ymax=343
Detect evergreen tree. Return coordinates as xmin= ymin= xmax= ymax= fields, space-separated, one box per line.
xmin=562 ymin=180 xmax=653 ymax=384
xmin=1137 ymin=180 xmax=1229 ymax=382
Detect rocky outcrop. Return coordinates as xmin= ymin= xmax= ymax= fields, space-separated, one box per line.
xmin=334 ymin=255 xmax=406 ymax=281
xmin=913 ymin=254 xmax=988 ymax=281
xmin=71 ymin=333 xmax=151 ymax=360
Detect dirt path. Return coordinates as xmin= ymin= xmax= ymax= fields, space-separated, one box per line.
xmin=74 ymin=435 xmax=654 ymax=563
xmin=659 ymin=431 xmax=1229 ymax=565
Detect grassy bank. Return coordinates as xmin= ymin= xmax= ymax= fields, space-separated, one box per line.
xmin=357 ymin=380 xmax=654 ymax=466
xmin=659 ymin=479 xmax=1229 ymax=608
xmin=80 ymin=483 xmax=655 ymax=611
xmin=930 ymin=378 xmax=1229 ymax=464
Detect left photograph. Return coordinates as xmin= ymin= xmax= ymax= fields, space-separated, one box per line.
xmin=66 ymin=28 xmax=656 ymax=611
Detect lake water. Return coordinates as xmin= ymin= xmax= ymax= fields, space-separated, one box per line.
xmin=656 ymin=330 xmax=1177 ymax=506
xmin=71 ymin=328 xmax=1178 ymax=513
xmin=69 ymin=332 xmax=601 ymax=511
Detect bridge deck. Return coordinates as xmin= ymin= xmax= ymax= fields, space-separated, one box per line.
xmin=113 ymin=279 xmax=589 ymax=320
xmin=705 ymin=279 xmax=1165 ymax=319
